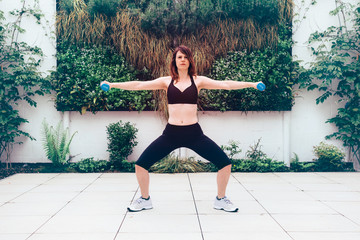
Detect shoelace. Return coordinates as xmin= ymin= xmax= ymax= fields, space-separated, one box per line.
xmin=223 ymin=197 xmax=233 ymax=205
xmin=136 ymin=198 xmax=145 ymax=204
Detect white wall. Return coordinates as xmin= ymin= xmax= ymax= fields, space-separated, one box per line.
xmin=1 ymin=0 xmax=354 ymax=166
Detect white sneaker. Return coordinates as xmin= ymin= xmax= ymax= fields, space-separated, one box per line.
xmin=127 ymin=197 xmax=153 ymax=212
xmin=214 ymin=196 xmax=238 ymax=212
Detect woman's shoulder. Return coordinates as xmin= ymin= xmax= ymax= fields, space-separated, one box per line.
xmin=156 ymin=76 xmax=172 ymax=81
xmin=194 ymin=75 xmax=211 ymax=83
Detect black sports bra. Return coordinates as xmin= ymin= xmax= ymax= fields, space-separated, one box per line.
xmin=167 ymin=76 xmax=198 ymax=104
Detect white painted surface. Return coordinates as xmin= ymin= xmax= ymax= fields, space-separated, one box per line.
xmin=1 ymin=0 xmax=353 ymax=165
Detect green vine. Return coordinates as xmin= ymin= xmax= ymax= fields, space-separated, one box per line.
xmin=0 ymin=0 xmax=51 ymax=167
xmin=298 ymin=0 xmax=360 ymax=166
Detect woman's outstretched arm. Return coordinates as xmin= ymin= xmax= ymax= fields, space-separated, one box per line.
xmin=101 ymin=76 xmax=170 ymax=91
xmin=196 ymin=76 xmax=261 ymax=90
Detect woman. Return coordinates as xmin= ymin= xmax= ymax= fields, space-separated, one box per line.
xmin=102 ymin=45 xmax=263 ymax=212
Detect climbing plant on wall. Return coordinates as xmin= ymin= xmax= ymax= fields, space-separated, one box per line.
xmin=0 ymin=1 xmax=51 ymax=167
xmin=298 ymin=1 xmax=360 ymax=166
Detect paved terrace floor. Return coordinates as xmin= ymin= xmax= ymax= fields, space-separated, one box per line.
xmin=0 ymin=172 xmax=360 ymax=240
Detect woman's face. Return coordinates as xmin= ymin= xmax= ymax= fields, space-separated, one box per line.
xmin=175 ymin=51 xmax=190 ymax=71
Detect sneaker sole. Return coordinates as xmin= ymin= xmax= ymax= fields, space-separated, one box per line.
xmin=214 ymin=206 xmax=239 ymax=212
xmin=127 ymin=206 xmax=153 ymax=212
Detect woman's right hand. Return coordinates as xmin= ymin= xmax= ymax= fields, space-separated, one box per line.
xmin=101 ymin=81 xmax=111 ymax=89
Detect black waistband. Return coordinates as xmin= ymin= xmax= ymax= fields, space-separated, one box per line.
xmin=163 ymin=123 xmax=203 ymax=136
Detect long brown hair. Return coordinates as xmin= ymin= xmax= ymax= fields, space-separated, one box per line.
xmin=170 ymin=45 xmax=197 ymax=82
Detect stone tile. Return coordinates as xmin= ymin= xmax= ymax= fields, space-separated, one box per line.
xmin=316 ymin=172 xmax=360 ymax=184
xmin=241 ymin=183 xmax=299 ymax=191
xmin=56 ymin=200 xmax=129 ymax=216
xmin=0 ymin=215 xmax=49 ymax=234
xmin=232 ymin=172 xmax=286 ymax=184
xmin=289 ymin=232 xmax=360 ymax=240
xmin=274 ymin=173 xmax=334 ymax=184
xmin=73 ymin=191 xmax=135 ymax=202
xmin=36 ymin=215 xmax=124 ymax=233
xmin=0 ymin=233 xmax=31 ymax=240
xmin=324 ymin=201 xmax=360 ymax=225
xmin=199 ymin=214 xmax=283 ymax=232
xmin=149 ymin=183 xmax=192 ymax=192
xmin=30 ymin=184 xmax=88 ymax=193
xmin=54 ymin=173 xmax=102 ymax=179
xmin=119 ymin=214 xmax=200 ymax=233
xmin=292 ymin=183 xmax=352 ymax=192
xmin=260 ymin=200 xmax=337 ymax=214
xmin=0 ymin=184 xmax=38 ymax=193
xmin=84 ymin=183 xmax=138 ymax=192
xmin=28 ymin=233 xmax=115 ymax=240
xmin=93 ymin=175 xmax=137 ymax=184
xmin=0 ymin=192 xmax=22 ymax=203
xmin=203 ymin=231 xmax=292 ymax=240
xmin=44 ymin=177 xmax=97 ymax=185
xmin=273 ymin=214 xmax=360 ymax=232
xmin=305 ymin=191 xmax=360 ymax=202
xmin=146 ymin=190 xmax=194 ymax=201
xmin=115 ymin=232 xmax=202 ymax=240
xmin=0 ymin=174 xmax=57 ymax=185
xmin=0 ymin=202 xmax=65 ymax=216
xmin=250 ymin=190 xmax=315 ymax=201
xmin=12 ymin=192 xmax=79 ymax=203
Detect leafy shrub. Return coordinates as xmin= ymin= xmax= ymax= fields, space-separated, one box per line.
xmin=51 ymin=42 xmax=154 ymax=113
xmin=290 ymin=153 xmax=317 ymax=172
xmin=246 ymin=138 xmax=268 ymax=161
xmin=87 ymin=0 xmax=124 ymax=18
xmin=221 ymin=139 xmax=289 ymax=172
xmin=70 ymin=157 xmax=109 ymax=172
xmin=106 ymin=121 xmax=138 ymax=170
xmin=42 ymin=120 xmax=77 ymax=168
xmin=140 ymin=0 xmax=280 ymax=36
xmin=231 ymin=158 xmax=289 ymax=172
xmin=313 ymin=142 xmax=346 ymax=172
xmin=221 ymin=140 xmax=242 ymax=159
xmin=203 ymin=42 xmax=294 ymax=111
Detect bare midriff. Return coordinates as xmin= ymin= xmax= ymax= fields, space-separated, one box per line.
xmin=167 ymin=104 xmax=198 ymax=126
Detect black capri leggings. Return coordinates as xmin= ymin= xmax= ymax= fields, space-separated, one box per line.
xmin=136 ymin=123 xmax=231 ymax=170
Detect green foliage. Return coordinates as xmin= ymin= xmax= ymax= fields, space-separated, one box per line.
xmin=231 ymin=158 xmax=289 ymax=172
xmin=150 ymin=154 xmax=208 ymax=173
xmin=290 ymin=153 xmax=317 ymax=172
xmin=106 ymin=121 xmax=138 ymax=170
xmin=58 ymin=0 xmax=77 ymax=13
xmin=203 ymin=31 xmax=294 ymax=111
xmin=298 ymin=1 xmax=360 ymax=165
xmin=313 ymin=142 xmax=346 ymax=172
xmin=41 ymin=120 xmax=77 ymax=168
xmin=221 ymin=140 xmax=242 ymax=159
xmin=70 ymin=157 xmax=110 ymax=172
xmin=221 ymin=139 xmax=289 ymax=172
xmin=51 ymin=42 xmax=154 ymax=113
xmin=87 ymin=0 xmax=124 ymax=18
xmin=140 ymin=0 xmax=280 ymax=36
xmin=246 ymin=138 xmax=268 ymax=161
xmin=0 ymin=5 xmax=51 ymax=166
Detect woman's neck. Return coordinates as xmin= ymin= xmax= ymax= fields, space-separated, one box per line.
xmin=178 ymin=70 xmax=189 ymax=82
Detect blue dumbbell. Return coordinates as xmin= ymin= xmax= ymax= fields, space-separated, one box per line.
xmin=256 ymin=82 xmax=266 ymax=91
xmin=100 ymin=83 xmax=110 ymax=91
